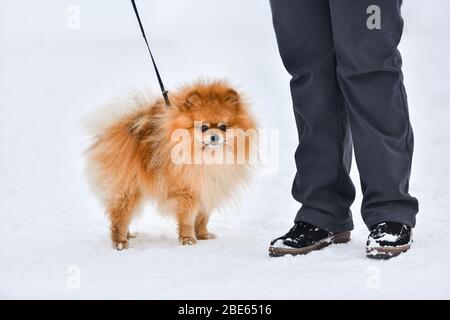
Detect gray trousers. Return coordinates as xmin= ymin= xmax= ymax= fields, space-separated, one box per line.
xmin=270 ymin=0 xmax=418 ymax=232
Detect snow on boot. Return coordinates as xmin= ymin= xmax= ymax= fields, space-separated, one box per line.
xmin=366 ymin=222 xmax=412 ymax=259
xmin=269 ymin=222 xmax=351 ymax=257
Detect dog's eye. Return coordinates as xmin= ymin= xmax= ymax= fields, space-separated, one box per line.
xmin=201 ymin=124 xmax=209 ymax=132
xmin=218 ymin=124 xmax=227 ymax=131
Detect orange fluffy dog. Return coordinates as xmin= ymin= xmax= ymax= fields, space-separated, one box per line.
xmin=85 ymin=80 xmax=257 ymax=249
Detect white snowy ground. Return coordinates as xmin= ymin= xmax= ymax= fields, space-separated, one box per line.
xmin=1 ymin=0 xmax=449 ymax=299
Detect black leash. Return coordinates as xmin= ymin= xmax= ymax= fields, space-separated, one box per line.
xmin=130 ymin=0 xmax=170 ymax=107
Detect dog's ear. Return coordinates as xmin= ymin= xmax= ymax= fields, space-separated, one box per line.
xmin=184 ymin=91 xmax=202 ymax=108
xmin=224 ymin=89 xmax=240 ymax=106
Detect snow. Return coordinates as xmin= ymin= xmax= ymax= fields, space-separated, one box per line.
xmin=366 ymin=234 xmax=401 ymax=249
xmin=368 ymin=234 xmax=399 ymax=245
xmin=1 ymin=0 xmax=450 ymax=299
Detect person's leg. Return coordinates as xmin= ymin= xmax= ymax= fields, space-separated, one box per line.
xmin=270 ymin=0 xmax=355 ymax=233
xmin=328 ymin=0 xmax=418 ymax=229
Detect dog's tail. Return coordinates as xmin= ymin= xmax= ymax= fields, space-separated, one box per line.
xmin=83 ymin=88 xmax=159 ymax=205
xmin=83 ymin=88 xmax=158 ymax=139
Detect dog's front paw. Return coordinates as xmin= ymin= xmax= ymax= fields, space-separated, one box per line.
xmin=179 ymin=236 xmax=197 ymax=245
xmin=113 ymin=240 xmax=129 ymax=250
xmin=197 ymin=232 xmax=217 ymax=240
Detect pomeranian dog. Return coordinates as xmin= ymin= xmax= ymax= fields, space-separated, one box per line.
xmin=85 ymin=80 xmax=257 ymax=249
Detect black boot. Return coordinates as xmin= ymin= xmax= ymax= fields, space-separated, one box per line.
xmin=366 ymin=222 xmax=413 ymax=259
xmin=269 ymin=222 xmax=351 ymax=257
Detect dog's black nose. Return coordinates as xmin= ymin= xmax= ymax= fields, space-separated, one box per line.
xmin=210 ymin=134 xmax=219 ymax=143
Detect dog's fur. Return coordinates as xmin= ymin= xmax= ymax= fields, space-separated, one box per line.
xmin=85 ymin=80 xmax=257 ymax=249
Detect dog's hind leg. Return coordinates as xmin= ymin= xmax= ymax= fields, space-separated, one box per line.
xmin=195 ymin=211 xmax=216 ymax=240
xmin=108 ymin=188 xmax=142 ymax=250
xmin=126 ymin=231 xmax=137 ymax=239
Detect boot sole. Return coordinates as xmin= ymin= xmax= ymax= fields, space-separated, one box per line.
xmin=366 ymin=243 xmax=411 ymax=260
xmin=268 ymin=231 xmax=351 ymax=257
